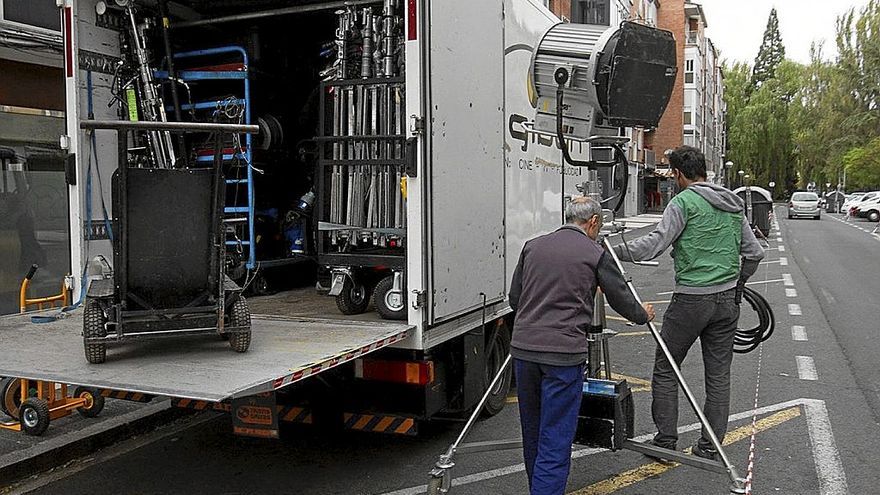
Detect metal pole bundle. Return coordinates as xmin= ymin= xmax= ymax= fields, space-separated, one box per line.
xmin=326 ymin=5 xmax=406 ymax=250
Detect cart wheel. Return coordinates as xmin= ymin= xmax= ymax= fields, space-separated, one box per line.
xmin=19 ymin=398 xmax=50 ymax=436
xmin=335 ymin=278 xmax=371 ymax=315
xmin=227 ymin=296 xmax=252 ymax=353
xmin=0 ymin=377 xmax=24 ymax=420
xmin=249 ymin=272 xmax=271 ymax=296
xmin=83 ymin=298 xmax=107 ymax=364
xmin=73 ymin=387 xmax=105 ymax=418
xmin=426 ymin=475 xmax=445 ymax=495
xmin=374 ymin=275 xmax=407 ymax=320
xmin=481 ymin=324 xmax=512 ymax=418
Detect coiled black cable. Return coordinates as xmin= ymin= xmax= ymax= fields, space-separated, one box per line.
xmin=734 ymin=287 xmax=775 ymax=354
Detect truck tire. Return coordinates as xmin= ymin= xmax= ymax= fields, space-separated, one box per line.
xmin=481 ymin=324 xmax=512 ymax=418
xmin=83 ymin=298 xmax=107 ymax=364
xmin=73 ymin=386 xmax=105 ymax=418
xmin=227 ymin=296 xmax=252 ymax=353
xmin=1 ymin=377 xmax=23 ymax=420
xmin=20 ymin=398 xmax=50 ymax=436
xmin=374 ymin=275 xmax=407 ymax=320
xmin=336 ymin=278 xmax=371 ymax=315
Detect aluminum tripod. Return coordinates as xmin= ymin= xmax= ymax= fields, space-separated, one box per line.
xmin=426 ymin=232 xmax=746 ymax=495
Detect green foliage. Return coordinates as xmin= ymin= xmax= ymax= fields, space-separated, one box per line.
xmin=725 ymin=0 xmax=880 ymax=197
xmin=752 ymin=8 xmax=786 ymax=88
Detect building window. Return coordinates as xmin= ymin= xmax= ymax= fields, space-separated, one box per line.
xmin=685 ymin=59 xmax=694 ymax=84
xmin=573 ymin=0 xmax=610 ymax=26
xmin=1 ymin=0 xmax=61 ymax=32
xmin=684 ymin=111 xmax=692 ymax=125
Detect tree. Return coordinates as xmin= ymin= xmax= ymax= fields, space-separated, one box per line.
xmin=843 ymin=137 xmax=880 ymax=189
xmin=752 ymin=8 xmax=786 ymax=88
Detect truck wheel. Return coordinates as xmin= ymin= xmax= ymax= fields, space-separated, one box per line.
xmin=19 ymin=398 xmax=50 ymax=436
xmin=249 ymin=272 xmax=270 ymax=296
xmin=83 ymin=298 xmax=107 ymax=364
xmin=227 ymin=296 xmax=252 ymax=353
xmin=1 ymin=377 xmax=23 ymax=420
xmin=869 ymin=210 xmax=880 ymax=222
xmin=73 ymin=387 xmax=105 ymax=418
xmin=374 ymin=275 xmax=407 ymax=320
xmin=336 ymin=278 xmax=370 ymax=315
xmin=481 ymin=324 xmax=512 ymax=418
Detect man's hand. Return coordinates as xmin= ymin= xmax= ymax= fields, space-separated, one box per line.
xmin=643 ymin=303 xmax=655 ymax=322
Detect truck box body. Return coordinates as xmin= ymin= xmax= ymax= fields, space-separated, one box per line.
xmin=1 ymin=0 xmax=596 ymax=413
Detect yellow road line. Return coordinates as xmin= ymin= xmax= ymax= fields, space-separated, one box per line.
xmin=609 ymin=373 xmax=651 ymax=392
xmin=568 ymin=407 xmax=802 ymax=495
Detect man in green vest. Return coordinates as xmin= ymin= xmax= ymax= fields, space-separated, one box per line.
xmin=613 ymin=146 xmax=765 ymax=460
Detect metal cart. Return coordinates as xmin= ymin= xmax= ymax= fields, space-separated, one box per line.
xmin=79 ymin=120 xmax=258 ymax=364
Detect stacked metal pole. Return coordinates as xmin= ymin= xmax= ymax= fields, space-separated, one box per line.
xmin=123 ymin=4 xmax=177 ymax=169
xmin=324 ymin=2 xmax=405 ymax=249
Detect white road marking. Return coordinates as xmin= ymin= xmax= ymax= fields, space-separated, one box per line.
xmin=381 ymin=399 xmax=847 ymax=495
xmin=786 ymin=288 xmax=798 ymax=297
xmin=778 ymin=245 xmax=786 ymax=252
xmin=760 ymin=259 xmax=783 ymax=265
xmin=797 ymin=356 xmax=818 ymax=380
xmin=792 ymin=325 xmax=808 ymax=341
xmin=783 ymin=273 xmax=794 ymax=286
xmin=776 ymin=237 xmax=783 ymax=242
xmin=789 ymin=304 xmax=802 ymax=316
xmin=780 ymin=257 xmax=788 ymax=266
xmin=804 ymin=400 xmax=850 ymax=494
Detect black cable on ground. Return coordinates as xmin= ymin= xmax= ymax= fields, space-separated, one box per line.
xmin=734 ymin=287 xmax=775 ymax=354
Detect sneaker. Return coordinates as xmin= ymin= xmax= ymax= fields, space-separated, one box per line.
xmin=692 ymin=443 xmax=719 ymax=461
xmin=643 ymin=440 xmax=677 ymax=464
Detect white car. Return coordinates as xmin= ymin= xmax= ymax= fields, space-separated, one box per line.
xmin=840 ymin=192 xmax=866 ymax=213
xmin=855 ymin=196 xmax=880 ymax=222
xmin=788 ymin=192 xmax=821 ymax=220
xmin=849 ymin=191 xmax=880 ymax=216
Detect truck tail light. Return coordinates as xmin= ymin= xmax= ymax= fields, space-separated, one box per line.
xmin=355 ymin=358 xmax=434 ymax=385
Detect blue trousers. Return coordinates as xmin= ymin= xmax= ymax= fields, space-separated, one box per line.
xmin=515 ymin=358 xmax=585 ymax=495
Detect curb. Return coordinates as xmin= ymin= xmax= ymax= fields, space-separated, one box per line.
xmin=0 ymin=400 xmax=186 ymax=487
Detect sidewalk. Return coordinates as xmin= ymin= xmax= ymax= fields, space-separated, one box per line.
xmin=0 ymin=397 xmax=176 ymax=487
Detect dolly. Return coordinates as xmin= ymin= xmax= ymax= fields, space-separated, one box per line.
xmin=0 ymin=378 xmax=104 ymax=436
xmin=426 ymin=230 xmax=748 ymax=495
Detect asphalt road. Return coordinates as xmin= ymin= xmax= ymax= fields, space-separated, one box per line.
xmin=6 ymin=209 xmax=880 ymax=495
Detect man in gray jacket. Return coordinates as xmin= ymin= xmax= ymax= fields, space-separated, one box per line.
xmin=613 ymin=146 xmax=765 ymax=460
xmin=509 ymin=196 xmax=654 ymax=495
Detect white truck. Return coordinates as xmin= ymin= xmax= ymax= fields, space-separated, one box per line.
xmin=0 ymin=0 xmax=673 ymax=437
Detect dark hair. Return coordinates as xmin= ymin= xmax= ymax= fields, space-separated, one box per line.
xmin=668 ymin=146 xmax=706 ymax=180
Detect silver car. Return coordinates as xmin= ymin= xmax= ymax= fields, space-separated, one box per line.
xmin=788 ymin=192 xmax=821 ymax=220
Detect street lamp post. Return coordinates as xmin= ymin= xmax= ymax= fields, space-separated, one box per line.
xmin=724 ymin=161 xmax=733 ymax=188
xmin=737 ymin=169 xmax=745 ymax=188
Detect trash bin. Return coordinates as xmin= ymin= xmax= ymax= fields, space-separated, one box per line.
xmin=825 ymin=191 xmax=846 ymax=213
xmin=733 ymin=186 xmax=773 ymax=237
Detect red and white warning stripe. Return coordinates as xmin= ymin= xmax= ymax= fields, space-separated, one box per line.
xmin=271 ymin=329 xmax=411 ymax=390
xmin=744 ymin=342 xmax=764 ymax=494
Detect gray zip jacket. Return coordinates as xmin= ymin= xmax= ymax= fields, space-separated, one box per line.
xmin=614 ymin=182 xmax=766 ymax=294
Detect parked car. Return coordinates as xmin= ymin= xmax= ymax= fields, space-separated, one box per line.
xmin=855 ymin=196 xmax=880 ymax=222
xmin=841 ymin=192 xmax=866 ymax=214
xmin=849 ymin=191 xmax=880 ymax=217
xmin=788 ymin=191 xmax=821 ymax=220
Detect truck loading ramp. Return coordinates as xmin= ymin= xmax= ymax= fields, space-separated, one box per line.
xmin=0 ymin=312 xmax=411 ymax=402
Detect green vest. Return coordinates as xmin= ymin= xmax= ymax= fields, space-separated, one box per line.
xmin=670 ymin=189 xmax=742 ymax=287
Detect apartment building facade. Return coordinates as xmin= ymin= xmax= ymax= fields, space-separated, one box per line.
xmin=648 ymin=0 xmax=726 ymax=182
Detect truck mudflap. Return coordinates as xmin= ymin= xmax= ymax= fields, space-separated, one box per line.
xmin=0 ymin=311 xmax=411 ymax=403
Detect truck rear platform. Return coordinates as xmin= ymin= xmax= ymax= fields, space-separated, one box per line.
xmin=0 ymin=309 xmax=411 ymax=403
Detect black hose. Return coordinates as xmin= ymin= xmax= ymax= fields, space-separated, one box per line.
xmin=734 ymin=287 xmax=775 ymax=354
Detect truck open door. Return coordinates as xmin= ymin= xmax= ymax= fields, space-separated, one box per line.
xmin=425 ymin=0 xmax=506 ymax=324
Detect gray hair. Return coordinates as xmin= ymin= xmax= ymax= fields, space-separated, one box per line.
xmin=565 ymin=196 xmax=602 ymax=225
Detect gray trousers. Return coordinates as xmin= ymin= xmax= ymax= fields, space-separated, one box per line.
xmin=652 ymin=288 xmax=739 ymax=450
